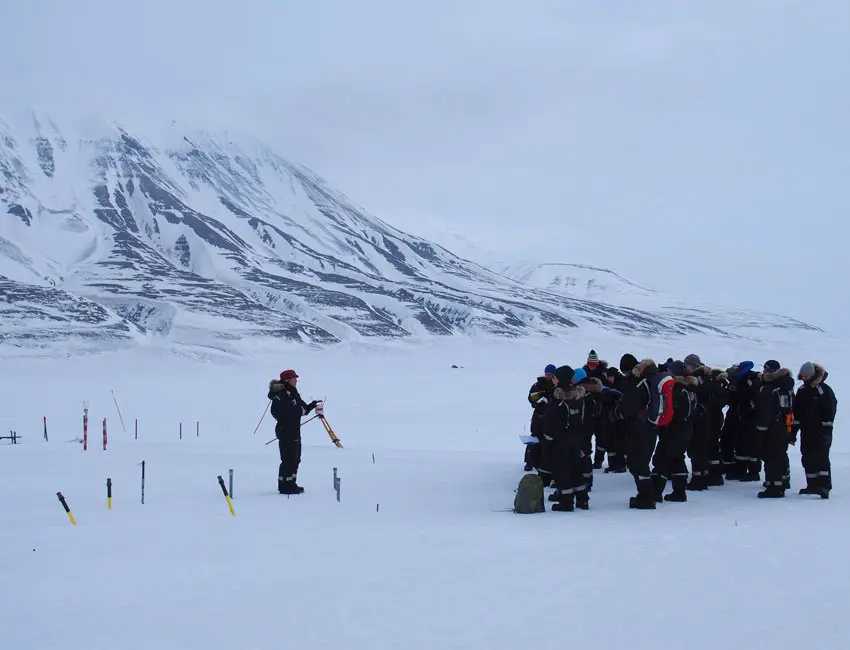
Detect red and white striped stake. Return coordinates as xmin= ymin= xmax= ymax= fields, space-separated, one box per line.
xmin=83 ymin=409 xmax=88 ymax=451
xmin=102 ymin=418 xmax=108 ymax=451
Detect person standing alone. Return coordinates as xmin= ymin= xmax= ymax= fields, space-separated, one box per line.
xmin=268 ymin=369 xmax=319 ymax=494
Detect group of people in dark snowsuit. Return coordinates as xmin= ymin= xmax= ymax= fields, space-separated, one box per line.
xmin=524 ymin=350 xmax=838 ymax=511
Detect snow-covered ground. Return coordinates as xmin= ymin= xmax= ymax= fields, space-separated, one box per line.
xmin=1 ymin=331 xmax=846 ymax=649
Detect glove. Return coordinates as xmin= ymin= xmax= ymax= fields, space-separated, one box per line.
xmin=307 ymin=400 xmax=319 ymax=412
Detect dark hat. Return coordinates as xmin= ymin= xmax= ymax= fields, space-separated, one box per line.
xmin=544 ymin=364 xmax=557 ymax=374
xmin=280 ymin=369 xmax=299 ymax=381
xmin=763 ymin=360 xmax=780 ymax=373
xmin=684 ymin=354 xmax=701 ymax=368
xmin=619 ymin=353 xmax=639 ymax=374
xmin=669 ymin=360 xmax=687 ymax=377
xmin=555 ymin=365 xmax=575 ymax=385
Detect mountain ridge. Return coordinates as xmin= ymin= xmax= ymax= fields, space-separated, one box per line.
xmin=0 ymin=110 xmax=820 ymax=356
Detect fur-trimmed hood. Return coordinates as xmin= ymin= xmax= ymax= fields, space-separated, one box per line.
xmin=554 ymin=384 xmax=586 ymax=402
xmin=674 ymin=375 xmax=699 ymax=386
xmin=580 ymin=377 xmax=605 ymax=393
xmin=696 ymin=366 xmax=729 ymax=383
xmin=632 ymin=359 xmax=657 ymax=378
xmin=761 ymin=367 xmax=792 ymax=383
xmin=809 ymin=363 xmax=828 ymax=386
xmin=268 ymin=379 xmax=289 ymax=397
xmin=708 ymin=368 xmax=728 ymax=382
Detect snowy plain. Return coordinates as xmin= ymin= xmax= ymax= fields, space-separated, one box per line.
xmin=0 ymin=329 xmax=846 ymax=650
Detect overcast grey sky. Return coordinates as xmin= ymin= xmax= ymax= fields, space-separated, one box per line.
xmin=1 ymin=0 xmax=848 ymax=330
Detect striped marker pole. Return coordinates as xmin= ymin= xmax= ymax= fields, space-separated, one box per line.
xmin=217 ymin=475 xmax=235 ymax=516
xmin=57 ymin=492 xmax=76 ymax=526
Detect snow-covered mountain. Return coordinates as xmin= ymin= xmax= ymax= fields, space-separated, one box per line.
xmin=0 ymin=111 xmax=819 ymax=354
xmin=492 ymin=261 xmax=660 ymax=303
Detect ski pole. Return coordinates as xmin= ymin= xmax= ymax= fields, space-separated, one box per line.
xmin=253 ymin=401 xmax=271 ymax=435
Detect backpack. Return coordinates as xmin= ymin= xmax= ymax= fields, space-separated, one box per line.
xmin=513 ymin=473 xmax=545 ymax=513
xmin=775 ymin=386 xmax=794 ymax=417
xmin=645 ymin=372 xmax=675 ymax=427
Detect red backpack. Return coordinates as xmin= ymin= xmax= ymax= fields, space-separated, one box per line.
xmin=644 ymin=372 xmax=675 ymax=427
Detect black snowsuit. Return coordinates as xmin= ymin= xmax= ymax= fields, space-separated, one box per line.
xmin=652 ymin=375 xmax=698 ymax=501
xmin=527 ymin=376 xmax=554 ymax=481
xmin=687 ymin=366 xmax=729 ymax=489
xmin=754 ymin=367 xmax=795 ymax=497
xmin=619 ymin=359 xmax=662 ymax=509
xmin=268 ymin=379 xmax=317 ymax=493
xmin=727 ymin=368 xmax=763 ymax=480
xmin=603 ymin=367 xmax=628 ymax=472
xmin=543 ymin=383 xmax=589 ymax=510
xmin=793 ymin=364 xmax=837 ymax=495
xmin=583 ymin=361 xmax=610 ymax=466
xmin=705 ymin=368 xmax=730 ymax=484
xmin=720 ymin=382 xmax=740 ymax=476
xmin=578 ymin=377 xmax=606 ymax=489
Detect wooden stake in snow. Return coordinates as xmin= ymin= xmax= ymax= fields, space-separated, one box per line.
xmin=111 ymin=390 xmax=127 ymax=433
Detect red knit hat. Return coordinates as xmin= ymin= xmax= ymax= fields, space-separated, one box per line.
xmin=280 ymin=369 xmax=299 ymax=381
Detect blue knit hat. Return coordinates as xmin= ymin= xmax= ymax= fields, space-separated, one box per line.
xmin=733 ymin=361 xmax=754 ymax=379
xmin=544 ymin=364 xmax=557 ymax=374
xmin=573 ymin=368 xmax=588 ymax=383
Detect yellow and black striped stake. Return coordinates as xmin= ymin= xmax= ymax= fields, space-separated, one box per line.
xmin=56 ymin=491 xmax=77 ymax=526
xmin=107 ymin=478 xmax=113 ymax=510
xmin=217 ymin=475 xmax=235 ymax=516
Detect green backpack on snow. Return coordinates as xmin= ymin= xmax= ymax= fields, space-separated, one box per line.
xmin=514 ymin=473 xmax=546 ymax=513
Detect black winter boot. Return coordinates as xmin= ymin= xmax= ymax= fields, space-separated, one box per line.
xmin=280 ymin=481 xmax=304 ymax=495
xmin=551 ymin=492 xmax=575 ymax=511
xmin=629 ymin=495 xmax=656 ymax=509
xmin=687 ymin=474 xmax=708 ymax=491
xmin=575 ymin=491 xmax=589 ymax=510
xmin=651 ymin=474 xmax=667 ymax=503
xmin=707 ymin=464 xmax=725 ymax=486
xmin=664 ymin=475 xmax=688 ymax=502
xmin=757 ymin=486 xmax=785 ymax=499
